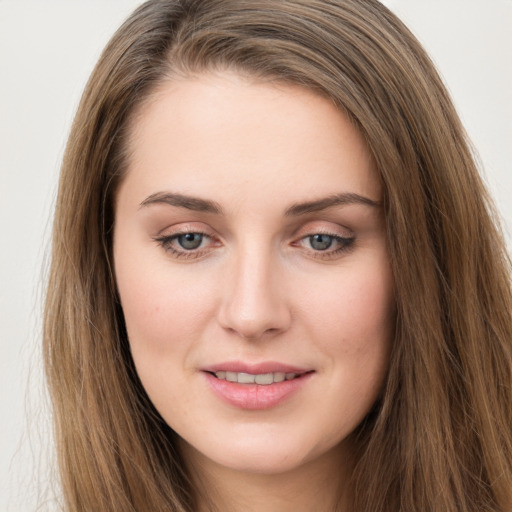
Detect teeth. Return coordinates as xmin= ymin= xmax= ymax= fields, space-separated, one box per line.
xmin=226 ymin=371 xmax=238 ymax=382
xmin=273 ymin=372 xmax=285 ymax=383
xmin=255 ymin=373 xmax=273 ymax=385
xmin=214 ymin=371 xmax=295 ymax=385
xmin=238 ymin=372 xmax=256 ymax=384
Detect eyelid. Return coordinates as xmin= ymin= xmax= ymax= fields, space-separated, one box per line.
xmin=292 ymin=232 xmax=356 ymax=259
xmin=291 ymin=220 xmax=354 ymax=239
xmin=153 ymin=221 xmax=356 ymax=261
xmin=154 ymin=221 xmax=216 ymax=238
xmin=152 ymin=223 xmax=222 ymax=260
xmin=290 ymin=221 xmax=356 ymax=258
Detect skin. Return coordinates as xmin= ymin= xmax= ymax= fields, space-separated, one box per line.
xmin=113 ymin=72 xmax=395 ymax=511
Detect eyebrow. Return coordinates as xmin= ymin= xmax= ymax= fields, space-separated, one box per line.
xmin=284 ymin=193 xmax=381 ymax=216
xmin=139 ymin=192 xmax=223 ymax=214
xmin=139 ymin=191 xmax=380 ymax=215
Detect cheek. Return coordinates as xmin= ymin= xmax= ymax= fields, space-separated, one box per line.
xmin=274 ymin=256 xmax=394 ymax=455
xmin=114 ymin=243 xmax=215 ymax=358
xmin=115 ymin=259 xmax=217 ymax=414
xmin=298 ymin=258 xmax=394 ymax=354
xmin=296 ymin=253 xmax=394 ymax=422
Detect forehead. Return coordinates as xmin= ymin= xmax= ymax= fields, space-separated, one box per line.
xmin=120 ymin=72 xmax=380 ymax=213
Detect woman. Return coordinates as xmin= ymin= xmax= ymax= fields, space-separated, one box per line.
xmin=43 ymin=0 xmax=512 ymax=511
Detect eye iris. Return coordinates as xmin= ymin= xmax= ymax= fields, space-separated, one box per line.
xmin=309 ymin=234 xmax=333 ymax=251
xmin=178 ymin=233 xmax=203 ymax=250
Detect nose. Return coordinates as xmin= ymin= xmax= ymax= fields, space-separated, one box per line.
xmin=217 ymin=244 xmax=292 ymax=340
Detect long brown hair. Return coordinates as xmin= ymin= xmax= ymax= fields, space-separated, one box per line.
xmin=44 ymin=1 xmax=512 ymax=510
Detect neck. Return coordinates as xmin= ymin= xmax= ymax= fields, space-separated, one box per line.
xmin=182 ymin=441 xmax=354 ymax=512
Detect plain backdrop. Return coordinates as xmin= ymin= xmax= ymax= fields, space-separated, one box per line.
xmin=1 ymin=1 xmax=511 ymax=510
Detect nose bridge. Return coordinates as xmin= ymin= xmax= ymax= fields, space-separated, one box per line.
xmin=219 ymin=237 xmax=290 ymax=339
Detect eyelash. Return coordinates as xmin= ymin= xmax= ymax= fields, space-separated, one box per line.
xmin=295 ymin=233 xmax=355 ymax=259
xmin=153 ymin=231 xmax=215 ymax=260
xmin=153 ymin=231 xmax=355 ymax=260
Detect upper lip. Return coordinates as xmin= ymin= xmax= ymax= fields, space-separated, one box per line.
xmin=202 ymin=361 xmax=312 ymax=375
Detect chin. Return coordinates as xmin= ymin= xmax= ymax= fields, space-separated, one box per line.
xmin=220 ymin=448 xmax=305 ymax=475
xmin=180 ymin=426 xmax=342 ymax=476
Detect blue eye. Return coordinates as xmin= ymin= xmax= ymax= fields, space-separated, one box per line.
xmin=308 ymin=234 xmax=334 ymax=251
xmin=298 ymin=232 xmax=355 ymax=258
xmin=177 ymin=233 xmax=204 ymax=250
xmin=154 ymin=231 xmax=212 ymax=259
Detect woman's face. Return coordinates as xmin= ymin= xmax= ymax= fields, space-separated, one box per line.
xmin=114 ymin=72 xmax=394 ymax=476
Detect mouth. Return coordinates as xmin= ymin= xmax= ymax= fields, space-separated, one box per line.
xmin=202 ymin=363 xmax=315 ymax=410
xmin=206 ymin=370 xmax=313 ymax=385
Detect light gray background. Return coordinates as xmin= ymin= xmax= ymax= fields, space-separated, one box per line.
xmin=1 ymin=1 xmax=511 ymax=510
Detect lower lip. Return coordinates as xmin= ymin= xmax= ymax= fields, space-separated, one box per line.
xmin=203 ymin=372 xmax=313 ymax=410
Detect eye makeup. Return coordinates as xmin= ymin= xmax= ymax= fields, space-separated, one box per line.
xmin=153 ymin=227 xmax=356 ymax=261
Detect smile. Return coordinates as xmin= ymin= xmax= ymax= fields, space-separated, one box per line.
xmin=203 ymin=365 xmax=314 ymax=410
xmin=212 ymin=371 xmax=302 ymax=385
